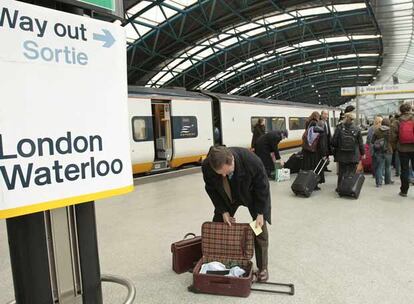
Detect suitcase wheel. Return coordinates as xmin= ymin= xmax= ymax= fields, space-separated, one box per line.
xmin=187 ymin=285 xmax=200 ymax=294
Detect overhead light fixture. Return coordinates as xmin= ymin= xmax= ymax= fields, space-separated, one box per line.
xmin=315 ymin=90 xmax=318 ymax=93
xmin=311 ymin=84 xmax=315 ymax=88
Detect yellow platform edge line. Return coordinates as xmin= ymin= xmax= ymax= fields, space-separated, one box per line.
xmin=0 ymin=184 xmax=134 ymax=219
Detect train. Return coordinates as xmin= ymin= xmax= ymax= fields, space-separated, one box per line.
xmin=128 ymin=87 xmax=340 ymax=174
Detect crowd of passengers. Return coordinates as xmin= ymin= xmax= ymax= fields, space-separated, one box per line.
xmin=251 ymin=103 xmax=414 ymax=197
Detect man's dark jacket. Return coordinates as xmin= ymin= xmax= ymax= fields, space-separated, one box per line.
xmin=255 ymin=131 xmax=283 ymax=160
xmin=202 ymin=147 xmax=272 ymax=224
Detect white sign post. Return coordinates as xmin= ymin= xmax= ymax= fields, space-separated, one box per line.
xmin=0 ymin=0 xmax=133 ymax=219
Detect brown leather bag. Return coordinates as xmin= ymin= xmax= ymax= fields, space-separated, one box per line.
xmin=171 ymin=233 xmax=202 ymax=274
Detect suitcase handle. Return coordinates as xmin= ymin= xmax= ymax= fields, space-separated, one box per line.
xmin=183 ymin=233 xmax=196 ymax=239
xmin=251 ymin=281 xmax=295 ymax=295
xmin=313 ymin=157 xmax=328 ymax=175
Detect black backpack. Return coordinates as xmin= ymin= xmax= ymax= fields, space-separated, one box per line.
xmin=373 ymin=137 xmax=387 ymax=153
xmin=339 ymin=125 xmax=357 ymax=152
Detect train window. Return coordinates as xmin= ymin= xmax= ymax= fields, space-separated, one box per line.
xmin=330 ymin=118 xmax=334 ymax=126
xmin=251 ymin=117 xmax=267 ymax=132
xmin=132 ymin=116 xmax=153 ymax=142
xmin=270 ymin=117 xmax=286 ymax=131
xmin=172 ymin=116 xmax=198 ymax=139
xmin=289 ymin=117 xmax=307 ymax=130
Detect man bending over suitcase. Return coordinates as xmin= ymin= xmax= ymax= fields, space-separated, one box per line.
xmin=202 ymin=146 xmax=271 ymax=282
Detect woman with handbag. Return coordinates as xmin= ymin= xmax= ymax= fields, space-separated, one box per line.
xmin=302 ymin=112 xmax=328 ymax=190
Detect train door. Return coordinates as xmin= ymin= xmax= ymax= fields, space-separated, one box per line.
xmin=211 ymin=96 xmax=222 ymax=145
xmin=151 ymin=100 xmax=173 ymax=170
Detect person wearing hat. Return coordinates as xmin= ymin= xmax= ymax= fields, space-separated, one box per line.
xmin=254 ymin=130 xmax=289 ymax=178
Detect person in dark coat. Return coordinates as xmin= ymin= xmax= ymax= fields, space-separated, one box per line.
xmin=202 ymin=146 xmax=271 ymax=282
xmin=254 ymin=130 xmax=288 ymax=177
xmin=302 ymin=111 xmax=328 ymax=190
xmin=390 ymin=103 xmax=414 ymax=197
xmin=251 ymin=118 xmax=266 ymax=150
xmin=321 ymin=110 xmax=333 ymax=172
xmin=320 ymin=110 xmax=333 ymax=155
xmin=332 ymin=112 xmax=365 ymax=190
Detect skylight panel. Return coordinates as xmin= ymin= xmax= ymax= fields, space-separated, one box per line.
xmin=332 ymin=3 xmax=366 ymax=12
xmin=186 ymin=45 xmax=207 ymax=56
xmin=298 ymin=6 xmax=330 ymax=17
xmin=269 ymin=20 xmax=297 ymax=28
xmin=138 ymin=6 xmax=169 ymax=25
xmin=229 ymin=88 xmax=239 ymax=94
xmin=194 ymin=47 xmax=215 ymax=60
xmin=263 ymin=13 xmax=292 ymax=24
xmin=127 ymin=1 xmax=152 ymax=15
xmin=218 ymin=37 xmax=240 ymax=47
xmin=175 ymin=60 xmax=194 ymax=71
xmin=244 ymin=27 xmax=267 ymax=37
xmin=235 ymin=23 xmax=261 ymax=33
xmin=170 ymin=0 xmax=198 ymax=6
xmin=125 ymin=23 xmax=141 ymax=41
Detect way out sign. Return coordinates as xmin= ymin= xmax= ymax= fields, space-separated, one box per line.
xmin=0 ymin=0 xmax=133 ymax=219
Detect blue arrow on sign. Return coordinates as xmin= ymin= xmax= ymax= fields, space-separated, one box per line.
xmin=93 ymin=29 xmax=115 ymax=48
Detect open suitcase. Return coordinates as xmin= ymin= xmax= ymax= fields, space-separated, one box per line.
xmin=337 ymin=173 xmax=365 ymax=199
xmin=189 ymin=222 xmax=294 ymax=297
xmin=191 ymin=222 xmax=254 ymax=297
xmin=171 ymin=233 xmax=202 ymax=274
xmin=291 ymin=158 xmax=327 ymax=197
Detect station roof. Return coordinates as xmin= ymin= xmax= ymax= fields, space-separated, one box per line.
xmin=122 ymin=1 xmax=383 ymax=106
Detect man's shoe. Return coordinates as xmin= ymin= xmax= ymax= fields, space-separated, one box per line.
xmin=314 ymin=186 xmax=321 ymax=191
xmin=325 ymin=169 xmax=332 ymax=172
xmin=399 ymin=192 xmax=407 ymax=197
xmin=257 ymin=269 xmax=269 ymax=282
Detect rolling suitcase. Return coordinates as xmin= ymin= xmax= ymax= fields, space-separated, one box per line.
xmin=291 ymin=158 xmax=327 ymax=197
xmin=171 ymin=233 xmax=202 ymax=274
xmin=361 ymin=144 xmax=372 ymax=173
xmin=337 ymin=173 xmax=365 ymax=199
xmin=191 ymin=222 xmax=254 ymax=297
xmin=189 ymin=222 xmax=295 ymax=297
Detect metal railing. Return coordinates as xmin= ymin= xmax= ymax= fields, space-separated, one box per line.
xmin=7 ymin=274 xmax=136 ymax=304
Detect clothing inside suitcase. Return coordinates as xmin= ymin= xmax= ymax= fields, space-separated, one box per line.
xmin=192 ymin=222 xmax=254 ymax=297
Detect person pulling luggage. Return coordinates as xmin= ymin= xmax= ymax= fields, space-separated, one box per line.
xmin=302 ymin=112 xmax=328 ymax=190
xmin=332 ymin=112 xmax=365 ymax=191
xmin=254 ymin=130 xmax=289 ymax=178
xmin=202 ymin=146 xmax=271 ymax=282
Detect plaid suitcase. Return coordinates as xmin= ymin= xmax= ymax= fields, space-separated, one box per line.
xmin=171 ymin=233 xmax=202 ymax=274
xmin=191 ymin=222 xmax=254 ymax=297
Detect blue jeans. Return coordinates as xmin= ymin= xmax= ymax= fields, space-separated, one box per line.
xmin=374 ymin=153 xmax=392 ymax=185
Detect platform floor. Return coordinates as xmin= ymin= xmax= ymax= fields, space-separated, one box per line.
xmin=1 ymin=160 xmax=413 ymax=304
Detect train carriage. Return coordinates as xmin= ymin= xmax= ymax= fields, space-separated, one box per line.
xmin=128 ymin=87 xmax=340 ymax=175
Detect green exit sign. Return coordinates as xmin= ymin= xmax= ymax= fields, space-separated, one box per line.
xmin=57 ymin=0 xmax=123 ymax=18
xmin=78 ymin=0 xmax=115 ymax=12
